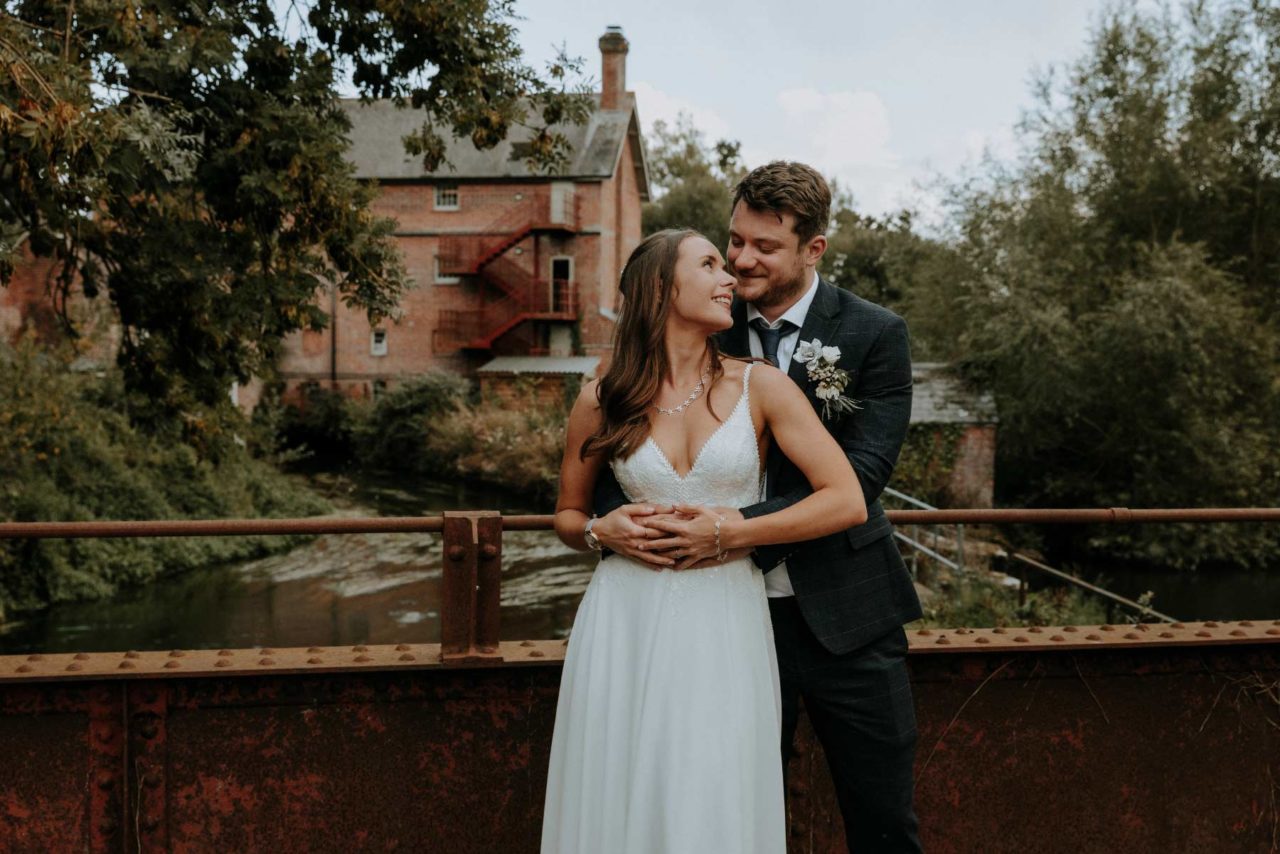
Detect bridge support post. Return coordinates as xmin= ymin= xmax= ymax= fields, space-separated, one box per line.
xmin=441 ymin=512 xmax=504 ymax=664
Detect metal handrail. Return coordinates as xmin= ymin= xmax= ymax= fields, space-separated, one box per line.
xmin=1 ymin=508 xmax=1278 ymax=539
xmin=894 ymin=532 xmax=960 ymax=571
xmin=881 ymin=486 xmax=938 ymax=510
xmin=881 ymin=487 xmax=966 ymax=576
xmin=1005 ymin=552 xmax=1177 ymax=623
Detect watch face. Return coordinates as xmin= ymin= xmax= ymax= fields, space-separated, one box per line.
xmin=583 ymin=520 xmax=600 ymax=550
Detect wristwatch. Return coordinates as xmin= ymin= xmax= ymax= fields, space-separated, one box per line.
xmin=583 ymin=517 xmax=602 ymax=551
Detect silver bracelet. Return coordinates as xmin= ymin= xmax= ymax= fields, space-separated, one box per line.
xmin=713 ymin=514 xmax=728 ymax=563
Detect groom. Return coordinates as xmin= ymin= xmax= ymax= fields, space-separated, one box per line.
xmin=589 ymin=161 xmax=923 ymax=852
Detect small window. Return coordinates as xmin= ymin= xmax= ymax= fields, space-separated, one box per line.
xmin=434 ymin=255 xmax=460 ymax=285
xmin=371 ymin=329 xmax=388 ymax=357
xmin=434 ymin=184 xmax=459 ymax=210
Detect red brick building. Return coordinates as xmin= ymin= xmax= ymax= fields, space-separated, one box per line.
xmin=277 ymin=27 xmax=649 ymax=401
xmin=910 ymin=363 xmax=997 ymax=508
xmin=1 ymin=246 xmax=118 ymax=368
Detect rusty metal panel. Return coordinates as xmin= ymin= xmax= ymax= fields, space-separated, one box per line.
xmin=128 ymin=683 xmax=169 ymax=852
xmin=476 ymin=514 xmax=503 ymax=654
xmin=796 ymin=646 xmax=1280 ymax=853
xmin=156 ymin=669 xmax=561 ymax=853
xmin=7 ymin=623 xmax=1280 ymax=683
xmin=0 ymin=683 xmax=98 ymax=852
xmin=441 ymin=513 xmax=477 ymax=661
xmin=0 ymin=637 xmax=1277 ymax=852
xmin=0 ymin=641 xmax=568 ymax=682
xmin=87 ymin=684 xmax=126 ymax=852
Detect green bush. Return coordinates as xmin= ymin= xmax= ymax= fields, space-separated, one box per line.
xmin=916 ymin=575 xmax=1109 ymax=629
xmin=275 ymin=382 xmax=362 ymax=461
xmin=354 ymin=372 xmax=469 ymax=472
xmin=270 ymin=372 xmax=565 ymax=500
xmin=890 ymin=423 xmax=965 ymax=506
xmin=0 ymin=341 xmax=328 ymax=614
xmin=424 ymin=397 xmax=567 ymax=500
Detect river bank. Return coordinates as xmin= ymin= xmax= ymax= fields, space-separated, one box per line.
xmin=0 ymin=472 xmax=591 ymax=653
xmin=4 ymin=470 xmax=1277 ymax=654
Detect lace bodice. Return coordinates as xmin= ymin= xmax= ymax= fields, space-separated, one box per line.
xmin=610 ymin=364 xmax=762 ymax=509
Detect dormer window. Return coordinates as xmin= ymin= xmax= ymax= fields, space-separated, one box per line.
xmin=434 ymin=184 xmax=460 ymax=210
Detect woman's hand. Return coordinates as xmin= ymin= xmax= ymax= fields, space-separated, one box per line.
xmin=642 ymin=504 xmax=745 ymax=570
xmin=593 ymin=504 xmax=676 ymax=569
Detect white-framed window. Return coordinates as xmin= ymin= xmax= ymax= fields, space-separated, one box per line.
xmin=434 ymin=255 xmax=460 ymax=285
xmin=550 ymin=181 xmax=574 ymax=224
xmin=550 ymin=256 xmax=574 ymax=282
xmin=370 ymin=329 xmax=388 ymax=357
xmin=433 ymin=184 xmax=460 ymax=210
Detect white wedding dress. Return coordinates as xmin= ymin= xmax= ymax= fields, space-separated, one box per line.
xmin=541 ymin=364 xmax=785 ymax=853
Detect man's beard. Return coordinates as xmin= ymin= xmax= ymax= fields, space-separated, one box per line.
xmin=738 ymin=262 xmax=809 ymax=309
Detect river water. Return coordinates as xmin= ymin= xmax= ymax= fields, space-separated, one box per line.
xmin=0 ymin=474 xmax=595 ymax=654
xmin=2 ymin=475 xmax=1278 ymax=654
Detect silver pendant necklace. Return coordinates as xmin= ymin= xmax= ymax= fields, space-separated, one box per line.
xmin=655 ymin=370 xmax=710 ymax=415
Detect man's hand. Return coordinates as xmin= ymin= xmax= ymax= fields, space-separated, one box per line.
xmin=592 ymin=503 xmax=675 ymax=569
xmin=641 ymin=504 xmax=747 ymax=570
xmin=681 ymin=547 xmax=753 ymax=571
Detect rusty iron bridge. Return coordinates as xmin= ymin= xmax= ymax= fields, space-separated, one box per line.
xmin=1 ymin=509 xmax=1278 ymax=852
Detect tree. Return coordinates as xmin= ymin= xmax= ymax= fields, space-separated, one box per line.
xmin=823 ymin=206 xmax=971 ymax=361
xmin=641 ymin=120 xmax=970 ymax=363
xmin=0 ymin=1 xmax=589 ymax=443
xmin=947 ymin=1 xmax=1280 ymax=568
xmin=641 ymin=115 xmax=744 ymax=251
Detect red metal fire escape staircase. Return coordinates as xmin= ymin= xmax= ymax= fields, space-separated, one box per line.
xmin=436 ymin=192 xmax=580 ymax=351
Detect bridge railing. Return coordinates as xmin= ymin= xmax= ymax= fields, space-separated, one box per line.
xmin=2 ymin=507 xmax=1278 ymax=661
xmin=1 ymin=509 xmax=1279 ymax=853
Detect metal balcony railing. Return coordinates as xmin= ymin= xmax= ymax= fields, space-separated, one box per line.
xmin=436 ymin=186 xmax=580 ymax=277
xmin=436 ymin=280 xmax=579 ymax=351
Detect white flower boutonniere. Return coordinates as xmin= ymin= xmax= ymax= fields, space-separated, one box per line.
xmin=793 ymin=339 xmax=860 ymax=420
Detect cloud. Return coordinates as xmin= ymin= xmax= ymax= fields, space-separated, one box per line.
xmin=629 ymin=81 xmax=1017 ymax=223
xmin=735 ymin=87 xmax=904 ymax=214
xmin=774 ymin=88 xmax=898 ymax=172
xmin=631 ymin=81 xmax=732 ymax=142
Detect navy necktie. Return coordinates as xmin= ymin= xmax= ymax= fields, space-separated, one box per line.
xmin=751 ymin=318 xmax=797 ymax=367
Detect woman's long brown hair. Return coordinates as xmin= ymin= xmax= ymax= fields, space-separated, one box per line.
xmin=582 ymin=228 xmax=726 ymax=461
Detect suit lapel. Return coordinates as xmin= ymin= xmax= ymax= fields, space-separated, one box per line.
xmin=766 ymin=277 xmax=844 ymax=496
xmin=787 ymin=277 xmax=843 ymax=390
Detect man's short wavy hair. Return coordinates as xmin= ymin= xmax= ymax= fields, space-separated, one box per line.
xmin=731 ymin=161 xmax=832 ymax=246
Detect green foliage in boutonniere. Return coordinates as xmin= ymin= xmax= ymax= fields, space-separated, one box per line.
xmin=793 ymin=339 xmax=861 ymax=420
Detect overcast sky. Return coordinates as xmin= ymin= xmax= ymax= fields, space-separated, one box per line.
xmin=513 ymin=1 xmax=1127 ymax=220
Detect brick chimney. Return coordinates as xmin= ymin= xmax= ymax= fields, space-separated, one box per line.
xmin=599 ymin=26 xmax=628 ymax=110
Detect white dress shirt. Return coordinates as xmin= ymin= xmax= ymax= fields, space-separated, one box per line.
xmin=746 ymin=270 xmax=819 ymax=598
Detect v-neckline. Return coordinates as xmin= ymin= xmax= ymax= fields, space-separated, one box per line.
xmin=645 ymin=377 xmax=750 ymax=481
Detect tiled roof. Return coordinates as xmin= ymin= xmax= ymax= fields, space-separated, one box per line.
xmin=477 ymin=356 xmax=601 ymax=376
xmin=339 ymin=94 xmax=648 ymax=198
xmin=910 ymin=363 xmax=996 ymax=425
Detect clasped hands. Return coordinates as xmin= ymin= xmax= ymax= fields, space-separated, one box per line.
xmin=590 ymin=503 xmax=752 ymax=571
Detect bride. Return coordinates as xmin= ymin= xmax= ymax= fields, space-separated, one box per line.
xmin=542 ymin=228 xmax=867 ymax=853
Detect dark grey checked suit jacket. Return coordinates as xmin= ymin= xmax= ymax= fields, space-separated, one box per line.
xmin=593 ymin=278 xmax=922 ymax=655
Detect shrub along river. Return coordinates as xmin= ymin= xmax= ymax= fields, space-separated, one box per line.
xmin=1 ymin=473 xmax=1278 ymax=654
